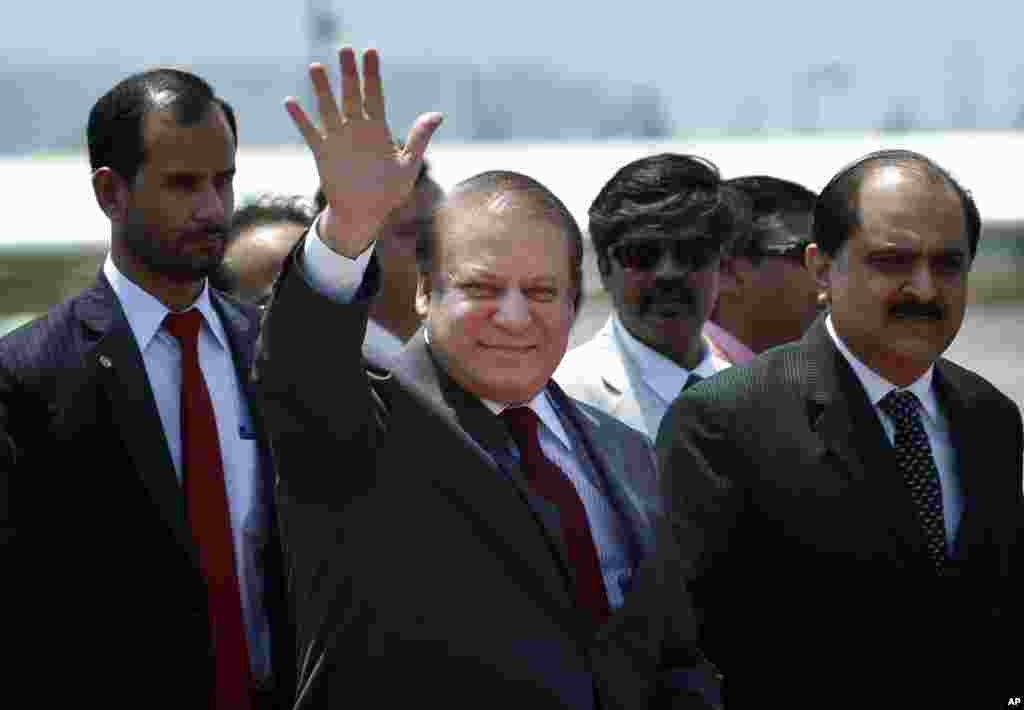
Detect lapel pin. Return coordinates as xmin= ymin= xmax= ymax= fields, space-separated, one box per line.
xmin=98 ymin=355 xmax=113 ymax=368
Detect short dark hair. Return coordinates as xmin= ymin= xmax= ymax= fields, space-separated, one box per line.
xmin=416 ymin=170 xmax=585 ymax=315
xmin=812 ymin=149 xmax=981 ymax=258
xmin=228 ymin=193 xmax=316 ymax=238
xmin=725 ymin=175 xmax=817 ymax=262
xmin=588 ymin=153 xmax=750 ymax=275
xmin=87 ymin=68 xmax=237 ymax=182
xmin=209 ymin=193 xmax=315 ymax=292
xmin=314 ymin=155 xmax=432 ymax=213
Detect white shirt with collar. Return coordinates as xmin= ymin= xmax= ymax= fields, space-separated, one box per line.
xmin=612 ymin=314 xmax=730 ymax=439
xmin=825 ymin=315 xmax=962 ymax=550
xmin=103 ymin=256 xmax=273 ymax=681
xmin=302 ymin=226 xmax=636 ymax=608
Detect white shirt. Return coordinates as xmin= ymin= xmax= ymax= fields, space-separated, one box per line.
xmin=302 ymin=226 xmax=636 ymax=608
xmin=826 ymin=315 xmax=962 ymax=550
xmin=103 ymin=256 xmax=273 ymax=681
xmin=612 ymin=314 xmax=730 ymax=437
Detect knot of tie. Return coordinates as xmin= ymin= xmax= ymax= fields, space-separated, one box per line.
xmin=164 ymin=308 xmax=203 ymax=345
xmin=500 ymin=406 xmax=540 ymax=455
xmin=878 ymin=389 xmax=920 ymax=424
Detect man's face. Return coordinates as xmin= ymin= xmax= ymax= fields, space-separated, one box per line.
xmin=816 ymin=166 xmax=970 ymax=385
xmin=223 ymin=222 xmax=306 ymax=304
xmin=119 ymin=106 xmax=236 ymax=284
xmin=416 ymin=201 xmax=576 ymax=405
xmin=601 ymin=226 xmax=722 ymax=369
xmin=742 ymin=214 xmax=820 ymax=350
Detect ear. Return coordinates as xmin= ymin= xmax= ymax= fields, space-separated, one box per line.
xmin=92 ymin=167 xmax=131 ymax=222
xmin=805 ymin=242 xmax=833 ymax=294
xmin=414 ymin=273 xmax=431 ymax=317
xmin=717 ymin=253 xmax=746 ymax=297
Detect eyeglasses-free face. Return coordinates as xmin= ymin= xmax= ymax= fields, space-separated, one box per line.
xmin=609 ymin=236 xmax=723 ymax=272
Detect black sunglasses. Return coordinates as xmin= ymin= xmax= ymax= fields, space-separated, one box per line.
xmin=610 ymin=238 xmax=722 ymax=272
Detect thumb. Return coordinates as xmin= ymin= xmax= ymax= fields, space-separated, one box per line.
xmin=402 ymin=112 xmax=444 ymax=164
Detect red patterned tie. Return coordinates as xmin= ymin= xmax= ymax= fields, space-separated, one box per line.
xmin=501 ymin=406 xmax=610 ymax=627
xmin=164 ymin=309 xmax=252 ymax=709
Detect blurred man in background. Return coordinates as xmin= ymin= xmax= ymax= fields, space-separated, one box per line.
xmin=703 ymin=175 xmax=819 ymax=364
xmin=212 ymin=193 xmax=316 ymax=304
xmin=555 ymin=154 xmax=748 ymax=440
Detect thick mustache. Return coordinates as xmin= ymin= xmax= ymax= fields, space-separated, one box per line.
xmin=890 ymin=301 xmax=943 ymax=320
xmin=646 ymin=281 xmax=695 ymax=305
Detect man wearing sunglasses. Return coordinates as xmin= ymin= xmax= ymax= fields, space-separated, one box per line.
xmin=555 ymin=154 xmax=749 ymax=441
xmin=702 ymin=175 xmax=820 ymax=365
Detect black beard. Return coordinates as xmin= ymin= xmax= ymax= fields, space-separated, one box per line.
xmin=120 ymin=217 xmax=226 ymax=284
xmin=637 ymin=280 xmax=697 ymax=317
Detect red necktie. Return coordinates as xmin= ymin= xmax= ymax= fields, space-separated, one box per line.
xmin=164 ymin=309 xmax=252 ymax=709
xmin=501 ymin=406 xmax=610 ymax=627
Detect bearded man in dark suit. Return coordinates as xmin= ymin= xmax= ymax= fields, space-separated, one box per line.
xmin=254 ymin=48 xmax=718 ymax=709
xmin=656 ymin=149 xmax=1022 ymax=708
xmin=1 ymin=69 xmax=293 ymax=708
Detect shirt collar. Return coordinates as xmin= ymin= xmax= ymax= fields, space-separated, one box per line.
xmin=612 ymin=313 xmax=724 ymax=401
xmin=825 ymin=314 xmax=939 ymax=423
xmin=481 ymin=388 xmax=573 ymax=451
xmin=103 ymin=254 xmax=229 ymax=352
xmin=702 ymin=320 xmax=756 ymax=366
xmin=423 ymin=328 xmax=571 ymax=450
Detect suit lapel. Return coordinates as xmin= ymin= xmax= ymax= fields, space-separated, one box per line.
xmin=932 ymin=362 xmax=978 ymax=559
xmin=547 ymin=381 xmax=654 ymax=563
xmin=595 ymin=323 xmax=650 ymax=437
xmin=802 ymin=318 xmax=932 ymax=563
xmin=390 ymin=336 xmax=577 ymax=605
xmin=75 ymin=276 xmax=198 ymax=570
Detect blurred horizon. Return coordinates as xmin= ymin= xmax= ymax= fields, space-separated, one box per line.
xmin=5 ymin=0 xmax=1024 ymax=156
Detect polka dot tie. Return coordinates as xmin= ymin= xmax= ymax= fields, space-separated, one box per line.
xmin=878 ymin=390 xmax=947 ymax=574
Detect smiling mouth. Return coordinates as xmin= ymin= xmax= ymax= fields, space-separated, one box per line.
xmin=480 ymin=343 xmax=537 ymax=353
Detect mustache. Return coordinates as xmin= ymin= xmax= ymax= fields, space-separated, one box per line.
xmin=890 ymin=300 xmax=943 ymax=320
xmin=640 ymin=280 xmax=696 ymax=312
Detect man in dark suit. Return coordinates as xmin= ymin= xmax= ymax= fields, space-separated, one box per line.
xmin=0 ymin=69 xmax=292 ymax=708
xmin=254 ymin=49 xmax=716 ymax=708
xmin=657 ymin=149 xmax=1022 ymax=708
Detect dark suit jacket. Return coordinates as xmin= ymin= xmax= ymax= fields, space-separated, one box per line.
xmin=0 ymin=274 xmax=294 ymax=708
xmin=655 ymin=316 xmax=1023 ymax=708
xmin=254 ymin=247 xmax=714 ymax=709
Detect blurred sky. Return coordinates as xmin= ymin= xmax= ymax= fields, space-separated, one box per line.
xmin=7 ymin=0 xmax=1024 ymax=131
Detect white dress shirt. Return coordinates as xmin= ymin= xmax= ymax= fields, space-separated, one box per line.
xmin=103 ymin=256 xmax=273 ymax=681
xmin=302 ymin=226 xmax=636 ymax=608
xmin=826 ymin=315 xmax=962 ymax=550
xmin=612 ymin=314 xmax=730 ymax=437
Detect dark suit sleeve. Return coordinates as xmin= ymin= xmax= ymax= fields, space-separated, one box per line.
xmin=253 ymin=238 xmax=382 ymax=697
xmin=654 ymin=385 xmax=747 ymax=682
xmin=0 ymin=357 xmax=18 ymax=554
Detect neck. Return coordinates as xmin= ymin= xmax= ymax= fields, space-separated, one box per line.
xmin=111 ymin=250 xmax=203 ymax=311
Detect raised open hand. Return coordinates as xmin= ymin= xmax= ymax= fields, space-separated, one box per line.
xmin=285 ymin=48 xmax=443 ymax=257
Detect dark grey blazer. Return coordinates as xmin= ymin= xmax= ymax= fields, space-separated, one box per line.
xmin=254 ymin=244 xmax=715 ymax=709
xmin=655 ymin=315 xmax=1023 ymax=708
xmin=0 ymin=274 xmax=294 ymax=708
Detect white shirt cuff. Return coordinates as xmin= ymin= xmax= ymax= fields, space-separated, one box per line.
xmin=300 ymin=212 xmax=376 ymax=303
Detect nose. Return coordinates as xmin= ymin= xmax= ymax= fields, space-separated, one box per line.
xmin=652 ymin=247 xmax=691 ymax=282
xmin=193 ymin=182 xmax=227 ymax=223
xmin=493 ymin=288 xmax=532 ymax=330
xmin=906 ymin=263 xmax=938 ymax=302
